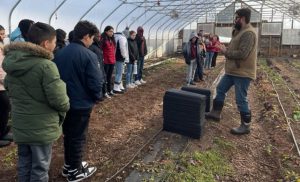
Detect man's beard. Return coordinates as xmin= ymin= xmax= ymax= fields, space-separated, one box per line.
xmin=234 ymin=22 xmax=242 ymax=31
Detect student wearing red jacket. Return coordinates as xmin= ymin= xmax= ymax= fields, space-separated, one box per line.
xmin=211 ymin=35 xmax=220 ymax=68
xmin=101 ymin=26 xmax=116 ymax=96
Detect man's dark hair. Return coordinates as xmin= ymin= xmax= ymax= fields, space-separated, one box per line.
xmin=18 ymin=19 xmax=34 ymax=40
xmin=73 ymin=21 xmax=98 ymax=40
xmin=235 ymin=8 xmax=251 ymax=24
xmin=0 ymin=25 xmax=4 ymax=31
xmin=56 ymin=29 xmax=66 ymax=42
xmin=68 ymin=30 xmax=74 ymax=42
xmin=28 ymin=22 xmax=56 ymax=45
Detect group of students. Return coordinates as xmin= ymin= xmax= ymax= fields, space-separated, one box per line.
xmin=0 ymin=19 xmax=147 ymax=182
xmin=183 ymin=30 xmax=221 ymax=85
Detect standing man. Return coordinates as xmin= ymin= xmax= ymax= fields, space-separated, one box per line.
xmin=206 ymin=8 xmax=258 ymax=135
xmin=135 ymin=26 xmax=148 ymax=85
xmin=55 ymin=21 xmax=104 ymax=181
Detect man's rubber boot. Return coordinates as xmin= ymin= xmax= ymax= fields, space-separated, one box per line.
xmin=205 ymin=99 xmax=224 ymax=121
xmin=230 ymin=112 xmax=251 ymax=135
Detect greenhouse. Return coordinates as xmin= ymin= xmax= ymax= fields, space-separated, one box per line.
xmin=0 ymin=0 xmax=300 ymax=182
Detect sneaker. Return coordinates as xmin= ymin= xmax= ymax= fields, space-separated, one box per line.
xmin=62 ymin=161 xmax=88 ymax=177
xmin=130 ymin=83 xmax=138 ymax=88
xmin=67 ymin=166 xmax=97 ymax=182
xmin=140 ymin=79 xmax=146 ymax=84
xmin=126 ymin=84 xmax=134 ymax=89
xmin=119 ymin=83 xmax=125 ymax=91
xmin=104 ymin=93 xmax=111 ymax=99
xmin=108 ymin=91 xmax=115 ymax=96
xmin=135 ymin=80 xmax=142 ymax=85
xmin=190 ymin=81 xmax=196 ymax=85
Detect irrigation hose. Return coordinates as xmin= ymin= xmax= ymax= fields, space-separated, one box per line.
xmin=264 ymin=70 xmax=300 ymax=157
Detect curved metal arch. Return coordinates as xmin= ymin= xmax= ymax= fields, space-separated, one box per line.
xmin=80 ymin=0 xmax=102 ymax=21
xmin=115 ymin=2 xmax=144 ymax=32
xmin=161 ymin=4 xmax=200 ymax=56
xmin=49 ymin=0 xmax=68 ymax=24
xmin=9 ymin=0 xmax=22 ymax=35
xmin=128 ymin=3 xmax=157 ymax=28
xmin=99 ymin=2 xmax=124 ymax=32
xmin=140 ymin=0 xmax=179 ymax=27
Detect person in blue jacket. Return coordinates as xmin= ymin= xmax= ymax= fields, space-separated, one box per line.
xmin=54 ymin=20 xmax=104 ymax=182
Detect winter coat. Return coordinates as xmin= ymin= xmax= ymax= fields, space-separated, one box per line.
xmin=136 ymin=27 xmax=148 ymax=57
xmin=89 ymin=42 xmax=106 ymax=82
xmin=114 ymin=33 xmax=129 ymax=63
xmin=54 ymin=41 xmax=105 ymax=110
xmin=10 ymin=27 xmax=25 ymax=42
xmin=2 ymin=42 xmax=70 ymax=144
xmin=127 ymin=38 xmax=139 ymax=64
xmin=0 ymin=48 xmax=5 ymax=91
xmin=183 ymin=32 xmax=203 ymax=65
xmin=211 ymin=40 xmax=220 ymax=53
xmin=225 ymin=24 xmax=258 ymax=80
xmin=101 ymin=35 xmax=116 ymax=64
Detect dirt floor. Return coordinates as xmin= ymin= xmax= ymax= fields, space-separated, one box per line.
xmin=1 ymin=57 xmax=300 ymax=182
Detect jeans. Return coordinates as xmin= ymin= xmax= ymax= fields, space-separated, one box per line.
xmin=63 ymin=108 xmax=92 ymax=170
xmin=204 ymin=51 xmax=214 ymax=69
xmin=0 ymin=91 xmax=10 ymax=139
xmin=186 ymin=59 xmax=197 ymax=83
xmin=18 ymin=144 xmax=52 ymax=182
xmin=194 ymin=58 xmax=204 ymax=80
xmin=215 ymin=74 xmax=252 ymax=113
xmin=114 ymin=61 xmax=124 ymax=84
xmin=104 ymin=64 xmax=115 ymax=92
xmin=211 ymin=52 xmax=218 ymax=67
xmin=126 ymin=63 xmax=134 ymax=85
xmin=135 ymin=56 xmax=145 ymax=81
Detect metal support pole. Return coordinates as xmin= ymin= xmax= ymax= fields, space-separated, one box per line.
xmin=100 ymin=2 xmax=124 ymax=31
xmin=9 ymin=0 xmax=22 ymax=35
xmin=49 ymin=0 xmax=68 ymax=24
xmin=80 ymin=0 xmax=102 ymax=21
xmin=155 ymin=18 xmax=173 ymax=57
xmin=116 ymin=2 xmax=144 ymax=32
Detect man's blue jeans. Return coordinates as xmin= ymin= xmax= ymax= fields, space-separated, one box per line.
xmin=126 ymin=63 xmax=134 ymax=85
xmin=114 ymin=61 xmax=124 ymax=84
xmin=215 ymin=74 xmax=252 ymax=113
xmin=135 ymin=56 xmax=145 ymax=81
xmin=204 ymin=51 xmax=214 ymax=69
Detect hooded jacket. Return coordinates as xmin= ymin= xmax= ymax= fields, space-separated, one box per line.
xmin=10 ymin=27 xmax=25 ymax=42
xmin=183 ymin=32 xmax=203 ymax=64
xmin=114 ymin=32 xmax=129 ymax=63
xmin=136 ymin=27 xmax=148 ymax=57
xmin=2 ymin=42 xmax=70 ymax=144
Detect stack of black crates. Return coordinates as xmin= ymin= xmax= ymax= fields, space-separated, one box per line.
xmin=163 ymin=87 xmax=211 ymax=139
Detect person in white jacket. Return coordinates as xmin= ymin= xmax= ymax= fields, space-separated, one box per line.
xmin=113 ymin=28 xmax=129 ymax=93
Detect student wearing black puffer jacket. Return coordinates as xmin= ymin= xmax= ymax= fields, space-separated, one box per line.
xmin=89 ymin=32 xmax=106 ymax=101
xmin=126 ymin=31 xmax=139 ymax=89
